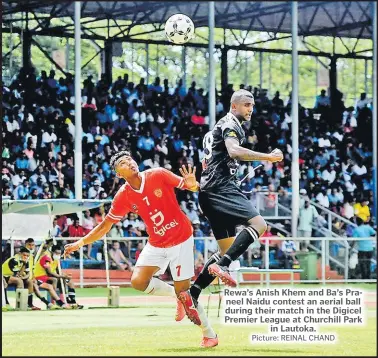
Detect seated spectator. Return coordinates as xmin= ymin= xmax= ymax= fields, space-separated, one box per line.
xmin=191 ymin=110 xmax=205 ymax=125
xmin=183 ymin=202 xmax=199 ymax=223
xmin=354 ymin=199 xmax=370 ymax=223
xmin=109 ymin=241 xmax=133 ymax=271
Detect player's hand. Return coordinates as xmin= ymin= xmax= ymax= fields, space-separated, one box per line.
xmin=63 ymin=242 xmax=81 ymax=259
xmin=179 ymin=164 xmax=197 ymax=190
xmin=269 ymin=148 xmax=283 ymax=163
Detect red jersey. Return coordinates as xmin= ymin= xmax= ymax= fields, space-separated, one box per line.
xmin=106 ymin=168 xmax=194 ymax=248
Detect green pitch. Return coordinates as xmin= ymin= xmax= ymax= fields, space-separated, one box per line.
xmin=2 ymin=285 xmax=377 ymax=356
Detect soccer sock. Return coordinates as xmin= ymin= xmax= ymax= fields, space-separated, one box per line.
xmin=217 ymin=227 xmax=259 ymax=267
xmin=196 ymin=301 xmax=217 ymax=338
xmin=229 ymin=259 xmax=241 ymax=282
xmin=68 ymin=287 xmax=77 ymax=304
xmin=57 ymin=299 xmax=65 ymax=307
xmin=4 ymin=288 xmax=10 ymax=305
xmin=190 ymin=252 xmax=221 ymax=300
xmin=39 ymin=297 xmax=49 ymax=306
xmin=144 ymin=277 xmax=176 ymax=297
xmin=28 ymin=294 xmax=33 ymax=307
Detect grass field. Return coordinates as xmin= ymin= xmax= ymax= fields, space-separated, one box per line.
xmin=2 ymin=284 xmax=377 ymax=356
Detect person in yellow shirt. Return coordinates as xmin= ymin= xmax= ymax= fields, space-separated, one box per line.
xmin=354 ymin=199 xmax=370 ymax=222
xmin=2 ymin=247 xmax=39 ymax=310
xmin=34 ymin=244 xmax=72 ymax=309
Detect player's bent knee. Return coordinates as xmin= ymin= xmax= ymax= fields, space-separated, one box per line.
xmin=130 ymin=275 xmax=149 ymax=292
xmin=173 ymin=279 xmax=191 ymax=294
xmin=248 ymin=215 xmax=267 ymax=235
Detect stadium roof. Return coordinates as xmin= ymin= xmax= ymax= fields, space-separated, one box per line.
xmin=2 ymin=1 xmax=374 ymax=40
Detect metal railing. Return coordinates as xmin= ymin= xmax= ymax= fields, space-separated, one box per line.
xmin=3 ymin=236 xmax=376 ymax=287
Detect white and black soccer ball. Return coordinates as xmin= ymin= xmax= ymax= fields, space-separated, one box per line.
xmin=165 ymin=14 xmax=195 ymax=45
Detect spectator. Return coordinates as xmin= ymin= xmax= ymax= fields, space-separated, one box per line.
xmin=354 ymin=199 xmax=370 ymax=223
xmin=281 ymin=239 xmax=299 ymax=269
xmin=88 ymin=179 xmax=105 ymax=199
xmin=314 ymin=89 xmax=330 ymax=109
xmin=183 ymin=202 xmax=199 ymax=223
xmin=298 ymin=200 xmax=319 ymax=251
xmin=352 ymin=217 xmax=376 ymax=279
xmin=109 ymin=241 xmax=133 ymax=271
xmin=67 ymin=218 xmax=85 ymax=238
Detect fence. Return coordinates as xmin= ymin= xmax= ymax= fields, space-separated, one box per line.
xmin=2 ymin=236 xmax=376 ymax=287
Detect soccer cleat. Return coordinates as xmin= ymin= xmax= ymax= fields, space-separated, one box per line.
xmin=62 ymin=304 xmax=72 ymax=309
xmin=47 ymin=303 xmax=60 ymax=310
xmin=70 ymin=303 xmax=84 ymax=310
xmin=177 ymin=291 xmax=201 ymax=326
xmin=208 ymin=263 xmax=237 ymax=287
xmin=200 ymin=335 xmax=219 ymax=348
xmin=28 ymin=305 xmax=41 ymax=311
xmin=175 ymin=298 xmax=185 ymax=322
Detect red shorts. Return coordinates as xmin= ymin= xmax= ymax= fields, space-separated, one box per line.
xmin=35 ymin=276 xmax=51 ymax=285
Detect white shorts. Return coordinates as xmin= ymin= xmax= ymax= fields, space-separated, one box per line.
xmin=135 ymin=236 xmax=194 ymax=281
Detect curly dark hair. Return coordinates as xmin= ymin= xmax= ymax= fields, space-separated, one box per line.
xmin=110 ymin=150 xmax=132 ymax=170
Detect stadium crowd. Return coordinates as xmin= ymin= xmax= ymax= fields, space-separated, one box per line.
xmin=2 ymin=66 xmax=375 ymax=277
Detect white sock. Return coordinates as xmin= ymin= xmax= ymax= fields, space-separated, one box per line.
xmin=197 ymin=301 xmax=217 ymax=338
xmin=229 ymin=259 xmax=241 ymax=282
xmin=143 ymin=277 xmax=176 ymax=297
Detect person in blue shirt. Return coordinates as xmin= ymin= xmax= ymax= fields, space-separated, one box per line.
xmin=352 ymin=217 xmax=376 ymax=279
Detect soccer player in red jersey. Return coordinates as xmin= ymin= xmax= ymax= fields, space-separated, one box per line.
xmin=64 ymin=151 xmax=218 ymax=348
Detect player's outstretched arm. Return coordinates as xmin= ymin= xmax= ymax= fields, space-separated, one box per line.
xmin=179 ymin=164 xmax=199 ymax=192
xmin=225 ymin=137 xmax=283 ymax=163
xmin=63 ymin=219 xmax=113 ymax=258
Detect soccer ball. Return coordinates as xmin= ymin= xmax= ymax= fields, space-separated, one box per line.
xmin=165 ymin=14 xmax=195 ymax=45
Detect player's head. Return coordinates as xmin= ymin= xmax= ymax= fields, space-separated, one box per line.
xmin=110 ymin=151 xmax=139 ymax=179
xmin=230 ymin=89 xmax=255 ymax=122
xmin=51 ymin=245 xmax=62 ymax=259
xmin=18 ymin=246 xmax=30 ymax=262
xmin=25 ymin=238 xmax=35 ymax=253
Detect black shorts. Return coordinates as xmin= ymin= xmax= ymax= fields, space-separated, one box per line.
xmin=199 ymin=185 xmax=260 ymax=240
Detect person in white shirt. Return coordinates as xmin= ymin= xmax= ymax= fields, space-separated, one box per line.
xmin=352 ymin=161 xmax=367 ymax=176
xmin=342 ymin=199 xmax=355 ymax=220
xmin=342 ymin=110 xmax=357 ymax=128
xmin=321 ymin=164 xmax=336 ymax=184
xmin=318 ymin=133 xmax=332 ymax=148
xmin=281 ymin=239 xmax=299 ymax=268
xmin=41 ymin=125 xmax=58 ymax=148
xmin=356 ymin=93 xmax=371 ymax=110
xmin=87 ymin=179 xmax=104 ymax=199
xmin=11 ymin=169 xmax=26 ymax=187
xmin=6 ymin=116 xmax=20 ymax=133
xmin=316 ymin=190 xmax=329 ymax=208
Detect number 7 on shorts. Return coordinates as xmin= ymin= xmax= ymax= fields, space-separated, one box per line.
xmin=176 ymin=265 xmax=181 ymax=277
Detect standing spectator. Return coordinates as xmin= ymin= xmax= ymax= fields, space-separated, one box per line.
xmin=314 ymin=89 xmax=330 ymax=109
xmin=298 ymin=200 xmax=319 ymax=251
xmin=352 ymin=217 xmax=376 ymax=279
